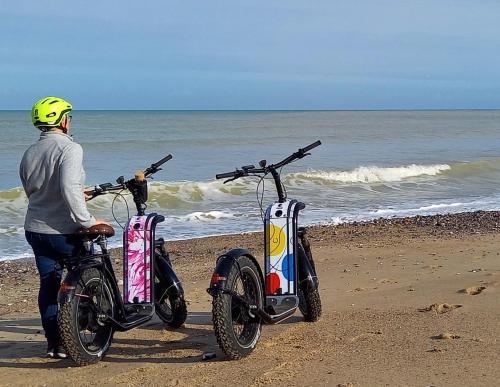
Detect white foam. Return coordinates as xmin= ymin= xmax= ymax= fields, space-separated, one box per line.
xmin=148 ymin=179 xmax=255 ymax=205
xmin=0 ymin=226 xmax=25 ymax=235
xmin=366 ymin=198 xmax=500 ymax=220
xmin=371 ymin=202 xmax=465 ymax=216
xmin=0 ymin=252 xmax=33 ymax=262
xmin=330 ymin=216 xmax=344 ymax=225
xmin=289 ymin=164 xmax=451 ymax=184
xmin=178 ymin=210 xmax=236 ymax=222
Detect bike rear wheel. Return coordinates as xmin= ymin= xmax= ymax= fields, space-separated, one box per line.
xmin=212 ymin=256 xmax=263 ymax=359
xmin=59 ymin=268 xmax=115 ymax=366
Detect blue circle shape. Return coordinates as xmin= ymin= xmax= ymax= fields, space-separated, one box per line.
xmin=281 ymin=254 xmax=295 ymax=281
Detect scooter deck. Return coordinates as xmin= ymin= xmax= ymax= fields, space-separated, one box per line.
xmin=265 ymin=295 xmax=298 ymax=316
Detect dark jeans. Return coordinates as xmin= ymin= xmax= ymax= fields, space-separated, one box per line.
xmin=25 ymin=231 xmax=78 ymax=345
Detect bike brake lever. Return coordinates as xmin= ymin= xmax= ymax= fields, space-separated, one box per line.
xmin=86 ymin=189 xmax=101 ymax=201
xmin=86 ymin=182 xmax=114 ymax=200
xmin=145 ymin=166 xmax=161 ymax=177
xmin=223 ymin=176 xmax=238 ymax=184
xmin=223 ymin=169 xmax=246 ymax=184
xmin=224 ymin=169 xmax=248 ymax=184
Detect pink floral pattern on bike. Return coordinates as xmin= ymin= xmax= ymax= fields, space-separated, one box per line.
xmin=124 ymin=216 xmax=152 ymax=303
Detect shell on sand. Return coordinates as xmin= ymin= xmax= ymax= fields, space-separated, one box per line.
xmin=418 ymin=303 xmax=462 ymax=314
xmin=432 ymin=332 xmax=461 ymax=340
xmin=462 ymin=286 xmax=486 ymax=295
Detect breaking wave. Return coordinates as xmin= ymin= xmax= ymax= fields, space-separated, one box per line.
xmin=2 ymin=160 xmax=499 ymax=216
xmin=168 ymin=210 xmax=236 ymax=223
xmin=288 ymin=164 xmax=451 ymax=184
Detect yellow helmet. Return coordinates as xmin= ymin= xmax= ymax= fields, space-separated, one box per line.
xmin=31 ymin=96 xmax=72 ymax=128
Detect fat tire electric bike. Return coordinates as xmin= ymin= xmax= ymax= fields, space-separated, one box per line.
xmin=57 ymin=155 xmax=187 ymax=366
xmin=207 ymin=141 xmax=322 ymax=359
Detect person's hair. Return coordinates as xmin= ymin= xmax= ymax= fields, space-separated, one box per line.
xmin=38 ymin=115 xmax=69 ymax=132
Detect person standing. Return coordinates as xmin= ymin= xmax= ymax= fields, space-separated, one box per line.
xmin=20 ymin=96 xmax=105 ymax=358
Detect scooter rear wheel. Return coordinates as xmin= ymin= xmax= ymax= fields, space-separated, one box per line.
xmin=59 ymin=268 xmax=115 ymax=366
xmin=212 ymin=256 xmax=263 ymax=359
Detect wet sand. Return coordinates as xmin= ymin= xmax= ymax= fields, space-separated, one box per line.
xmin=0 ymin=211 xmax=499 ymax=386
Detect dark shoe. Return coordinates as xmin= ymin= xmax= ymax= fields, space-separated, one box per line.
xmin=55 ymin=345 xmax=67 ymax=359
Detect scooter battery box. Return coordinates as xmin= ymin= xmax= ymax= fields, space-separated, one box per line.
xmin=264 ymin=200 xmax=297 ymax=296
xmin=123 ymin=215 xmax=154 ymax=304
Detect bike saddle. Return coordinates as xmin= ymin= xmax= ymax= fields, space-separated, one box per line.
xmin=76 ymin=224 xmax=115 ymax=238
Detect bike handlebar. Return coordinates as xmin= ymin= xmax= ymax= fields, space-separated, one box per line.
xmin=215 ymin=140 xmax=321 ymax=181
xmin=86 ymin=154 xmax=172 ymax=198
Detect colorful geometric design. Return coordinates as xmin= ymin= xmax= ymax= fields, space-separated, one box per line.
xmin=281 ymin=254 xmax=294 ymax=280
xmin=267 ymin=223 xmax=286 ymax=256
xmin=266 ymin=273 xmax=281 ymax=294
xmin=265 ymin=201 xmax=297 ymax=296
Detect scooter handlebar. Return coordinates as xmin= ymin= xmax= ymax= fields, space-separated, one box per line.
xmin=87 ymin=154 xmax=173 ymax=199
xmin=144 ymin=154 xmax=173 ymax=177
xmin=216 ymin=171 xmax=239 ymax=179
xmin=214 ymin=140 xmax=322 ymax=181
xmin=300 ymin=140 xmax=321 ymax=154
xmin=152 ymin=154 xmax=173 ymax=169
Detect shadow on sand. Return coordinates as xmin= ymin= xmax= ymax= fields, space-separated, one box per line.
xmin=0 ymin=310 xmax=304 ymax=368
xmin=0 ymin=312 xmax=218 ymax=369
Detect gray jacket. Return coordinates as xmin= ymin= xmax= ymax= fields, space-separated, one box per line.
xmin=20 ymin=131 xmax=96 ymax=234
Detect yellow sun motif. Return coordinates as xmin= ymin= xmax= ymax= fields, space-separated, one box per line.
xmin=267 ymin=223 xmax=286 ymax=256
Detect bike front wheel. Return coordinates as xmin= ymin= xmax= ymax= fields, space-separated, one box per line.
xmin=58 ymin=267 xmax=115 ymax=366
xmin=212 ymin=255 xmax=263 ymax=359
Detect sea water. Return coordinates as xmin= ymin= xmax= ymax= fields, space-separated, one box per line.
xmin=1 ymin=110 xmax=500 ymax=260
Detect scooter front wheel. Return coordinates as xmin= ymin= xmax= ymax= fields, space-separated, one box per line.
xmin=212 ymin=256 xmax=263 ymax=359
xmin=298 ymin=287 xmax=322 ymax=322
xmin=58 ymin=268 xmax=115 ymax=366
xmin=297 ymin=243 xmax=322 ymax=322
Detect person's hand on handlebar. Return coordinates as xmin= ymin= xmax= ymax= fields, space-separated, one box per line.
xmin=84 ymin=187 xmax=94 ymax=201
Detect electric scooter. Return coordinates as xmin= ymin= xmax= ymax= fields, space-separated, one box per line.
xmin=57 ymin=155 xmax=187 ymax=366
xmin=207 ymin=141 xmax=322 ymax=359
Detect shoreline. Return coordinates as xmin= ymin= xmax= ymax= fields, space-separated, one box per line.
xmin=2 ymin=209 xmax=500 ymax=265
xmin=2 ymin=209 xmax=500 ymax=316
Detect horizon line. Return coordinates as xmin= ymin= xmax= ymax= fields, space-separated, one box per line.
xmin=1 ymin=108 xmax=500 ymax=112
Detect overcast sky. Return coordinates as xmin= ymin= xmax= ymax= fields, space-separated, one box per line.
xmin=1 ymin=1 xmax=499 ymax=110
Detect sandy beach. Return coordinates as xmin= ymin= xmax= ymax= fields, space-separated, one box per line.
xmin=0 ymin=211 xmax=499 ymax=386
